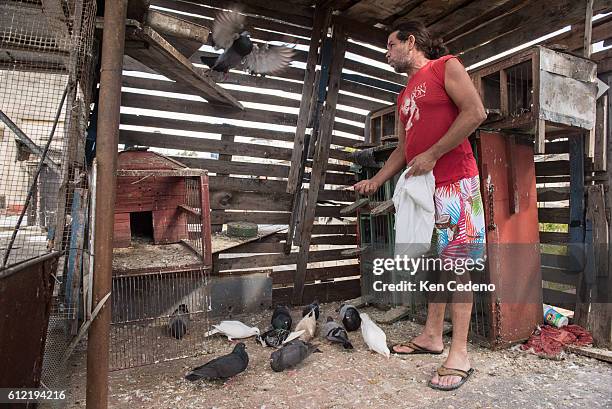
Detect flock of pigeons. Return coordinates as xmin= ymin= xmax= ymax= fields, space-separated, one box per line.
xmin=181 ymin=302 xmax=392 ymax=383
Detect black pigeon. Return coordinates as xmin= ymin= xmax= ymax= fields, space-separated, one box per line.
xmin=200 ymin=10 xmax=294 ymax=75
xmin=301 ymin=300 xmax=320 ymax=321
xmin=271 ymin=305 xmax=292 ymax=331
xmin=257 ymin=328 xmax=290 ymax=348
xmin=168 ymin=304 xmax=190 ymax=339
xmin=322 ymin=316 xmax=353 ymax=349
xmin=270 ymin=340 xmax=321 ymax=372
xmin=185 ymin=343 xmax=248 ymax=382
xmin=339 ymin=304 xmax=362 ymax=332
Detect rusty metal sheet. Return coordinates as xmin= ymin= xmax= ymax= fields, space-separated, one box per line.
xmin=0 ymin=252 xmax=58 ymax=389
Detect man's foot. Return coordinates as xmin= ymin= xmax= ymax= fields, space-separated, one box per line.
xmin=429 ymin=349 xmax=471 ymax=388
xmin=391 ymin=333 xmax=443 ymax=354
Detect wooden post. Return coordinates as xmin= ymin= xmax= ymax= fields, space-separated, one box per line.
xmin=585 ymin=184 xmax=610 ymax=347
xmin=584 ymin=0 xmax=596 ymax=158
xmin=212 ymin=134 xmax=233 ymax=233
xmin=292 ymin=23 xmax=347 ymax=305
xmin=285 ymin=5 xmax=332 ymax=253
xmin=570 ymin=134 xmax=588 ymax=324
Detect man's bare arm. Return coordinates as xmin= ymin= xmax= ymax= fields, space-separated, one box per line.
xmin=406 ymin=58 xmax=486 ymax=177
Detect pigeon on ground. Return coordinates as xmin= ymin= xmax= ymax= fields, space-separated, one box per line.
xmin=270 ymin=340 xmax=321 ymax=372
xmin=271 ymin=305 xmax=292 ymax=331
xmin=168 ymin=304 xmax=190 ymax=339
xmin=204 ymin=320 xmax=260 ymax=340
xmin=200 ymin=10 xmax=294 ymax=75
xmin=322 ymin=316 xmax=353 ymax=349
xmin=360 ymin=313 xmax=390 ymax=358
xmin=185 ymin=342 xmax=248 ymax=381
xmin=339 ymin=304 xmax=362 ymax=332
xmin=295 ymin=309 xmax=317 ymax=342
xmin=301 ymin=300 xmax=320 ymax=321
xmin=256 ymin=328 xmax=305 ymax=348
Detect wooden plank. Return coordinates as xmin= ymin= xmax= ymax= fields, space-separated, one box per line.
xmin=312 ymin=224 xmax=356 ymax=234
xmin=585 ymin=184 xmax=611 ymax=346
xmin=541 ymin=266 xmax=578 ymax=286
xmin=210 ymin=205 xmax=348 ymax=225
xmin=121 ymin=76 xmax=366 ymax=126
xmin=457 ymin=0 xmax=611 ymax=67
xmin=535 ymin=160 xmax=570 ymax=176
xmin=145 ymin=9 xmax=210 ymax=44
xmin=565 ymin=345 xmax=612 ymax=363
xmin=309 ymin=235 xmax=357 ymax=245
xmin=120 ymin=92 xmax=364 ymax=137
xmin=541 ymin=253 xmax=571 ymax=269
xmin=272 ymin=263 xmax=360 ymax=285
xmin=538 ymin=207 xmax=570 ymax=223
xmin=539 ymin=231 xmax=569 ymax=244
xmin=293 ymin=23 xmax=348 ymax=304
xmin=542 ymin=287 xmax=576 ymax=310
xmin=216 ymin=248 xmax=357 ymax=271
xmin=273 ymin=278 xmax=361 ymax=304
xmin=537 ymin=186 xmax=570 ymax=202
xmin=287 ymin=5 xmax=333 ymax=195
xmin=209 ymin=191 xmax=291 ymax=211
xmin=584 ymin=0 xmax=595 ymax=58
xmin=125 ymin=26 xmax=242 ymax=109
xmin=343 ymin=0 xmax=416 ymax=25
xmin=220 ymin=242 xmax=286 ymax=254
xmin=393 ymin=0 xmax=470 ymax=27
xmin=428 ymin=0 xmax=521 ymax=38
xmin=594 ymin=93 xmax=607 ymax=171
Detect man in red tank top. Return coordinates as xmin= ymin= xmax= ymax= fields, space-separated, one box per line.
xmin=354 ymin=21 xmax=487 ymax=391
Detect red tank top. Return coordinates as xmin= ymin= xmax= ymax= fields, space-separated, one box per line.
xmin=397 ymin=55 xmax=479 ymax=187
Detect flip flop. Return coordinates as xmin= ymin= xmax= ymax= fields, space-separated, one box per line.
xmin=389 ymin=341 xmax=444 ymax=355
xmin=428 ymin=366 xmax=475 ymax=391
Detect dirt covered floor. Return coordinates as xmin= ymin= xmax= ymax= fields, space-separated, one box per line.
xmin=64 ymin=302 xmax=612 ymax=409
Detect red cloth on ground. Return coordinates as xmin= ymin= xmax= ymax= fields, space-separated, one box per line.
xmin=521 ymin=324 xmax=593 ymax=357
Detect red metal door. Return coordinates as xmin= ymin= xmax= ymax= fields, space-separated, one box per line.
xmin=476 ymin=131 xmax=543 ymax=348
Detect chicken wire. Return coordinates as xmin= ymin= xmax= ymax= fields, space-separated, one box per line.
xmin=0 ymin=0 xmax=97 ymax=401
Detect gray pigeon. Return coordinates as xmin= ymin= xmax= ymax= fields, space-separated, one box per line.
xmin=200 ymin=10 xmax=294 ymax=75
xmin=270 ymin=340 xmax=321 ymax=372
xmin=168 ymin=304 xmax=189 ymax=339
xmin=185 ymin=342 xmax=248 ymax=381
xmin=322 ymin=316 xmax=353 ymax=349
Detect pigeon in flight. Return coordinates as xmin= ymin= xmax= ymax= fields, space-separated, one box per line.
xmin=200 ymin=10 xmax=294 ymax=75
xmin=185 ymin=342 xmax=249 ymax=381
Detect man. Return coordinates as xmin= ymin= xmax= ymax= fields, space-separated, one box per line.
xmin=353 ymin=21 xmax=487 ymax=391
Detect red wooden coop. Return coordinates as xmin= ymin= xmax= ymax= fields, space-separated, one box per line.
xmin=113 ymin=149 xmax=212 ymax=266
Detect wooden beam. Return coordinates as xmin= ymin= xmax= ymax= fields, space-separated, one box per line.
xmin=273 ymin=278 xmax=361 ymax=304
xmin=145 ymin=9 xmax=210 ymax=44
xmin=124 ymin=26 xmax=242 ymax=109
xmin=287 ymin=5 xmax=333 ymax=195
xmin=292 ymin=23 xmax=348 ymax=304
xmin=343 ymin=0 xmax=417 ymax=26
xmin=392 ymin=0 xmax=469 ymax=27
xmin=457 ymin=0 xmax=611 ymax=67
xmin=594 ymin=93 xmax=608 ymax=171
xmin=583 ymin=0 xmax=594 ymax=58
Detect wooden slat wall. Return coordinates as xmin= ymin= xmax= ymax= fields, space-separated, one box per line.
xmin=119 ymin=1 xmax=404 ymax=303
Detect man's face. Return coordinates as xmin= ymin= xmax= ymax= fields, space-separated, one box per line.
xmin=386 ymin=31 xmax=414 ymax=73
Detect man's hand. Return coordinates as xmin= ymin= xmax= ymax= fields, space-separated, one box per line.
xmin=406 ymin=150 xmax=438 ymax=178
xmin=352 ymin=179 xmax=381 ymax=196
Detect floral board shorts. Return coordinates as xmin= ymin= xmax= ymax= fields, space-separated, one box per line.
xmin=433 ymin=175 xmax=486 ymax=260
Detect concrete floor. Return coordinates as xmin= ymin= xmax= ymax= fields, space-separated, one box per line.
xmin=63 ymin=302 xmax=612 ymax=409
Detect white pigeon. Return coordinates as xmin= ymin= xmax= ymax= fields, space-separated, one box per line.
xmin=204 ymin=320 xmax=260 ymax=340
xmin=294 ymin=309 xmax=317 ymax=342
xmin=360 ymin=313 xmax=390 ymax=358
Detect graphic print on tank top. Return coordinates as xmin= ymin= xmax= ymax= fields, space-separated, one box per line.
xmin=399 ymin=81 xmax=427 ymax=132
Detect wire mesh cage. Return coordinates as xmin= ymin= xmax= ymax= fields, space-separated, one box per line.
xmin=1 ymin=0 xmax=98 ymax=398
xmin=111 ymin=166 xmax=213 ymax=370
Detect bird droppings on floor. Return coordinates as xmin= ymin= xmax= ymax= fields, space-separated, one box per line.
xmin=63 ymin=302 xmax=612 ymax=409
